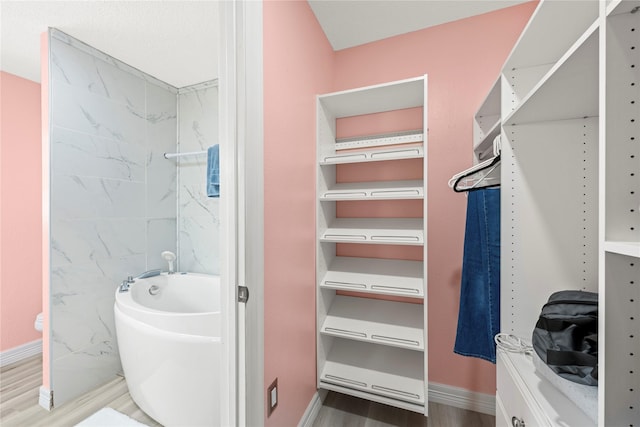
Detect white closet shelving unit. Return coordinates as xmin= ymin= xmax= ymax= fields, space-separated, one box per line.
xmin=473 ymin=77 xmax=501 ymax=162
xmin=478 ymin=0 xmax=639 ymax=426
xmin=316 ymin=76 xmax=428 ymax=414
xmin=601 ymin=1 xmax=639 ymax=425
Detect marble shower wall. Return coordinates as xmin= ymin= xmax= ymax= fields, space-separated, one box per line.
xmin=48 ymin=29 xmax=177 ymax=405
xmin=177 ymin=82 xmax=219 ymax=274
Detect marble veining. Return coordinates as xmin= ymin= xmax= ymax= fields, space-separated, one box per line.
xmin=52 ymin=82 xmax=147 ymax=146
xmin=52 ymin=127 xmax=145 ymax=182
xmin=50 ymin=28 xmax=177 ymax=94
xmin=48 ymin=29 xmax=177 ymax=407
xmin=177 ymin=83 xmax=219 ymax=275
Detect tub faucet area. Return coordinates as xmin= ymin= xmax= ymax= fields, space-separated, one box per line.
xmin=161 ymin=251 xmax=177 ymax=274
xmin=136 ymin=269 xmax=162 ymax=279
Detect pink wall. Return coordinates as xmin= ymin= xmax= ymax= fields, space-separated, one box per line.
xmin=263 ymin=1 xmax=334 ymax=425
xmin=263 ymin=1 xmax=536 ymax=424
xmin=0 ymin=71 xmax=43 ymax=352
xmin=331 ymin=2 xmax=537 ymax=394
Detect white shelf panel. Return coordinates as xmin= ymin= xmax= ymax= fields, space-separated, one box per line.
xmin=319 ymin=382 xmax=424 ymax=414
xmin=604 ymin=241 xmax=640 ymax=258
xmin=476 ymin=77 xmax=501 ymax=120
xmin=473 ymin=120 xmax=500 ymax=161
xmin=607 ymin=0 xmax=640 ymax=16
xmin=318 ymin=76 xmax=425 ymax=118
xmin=321 ymin=256 xmax=424 ymax=297
xmin=498 ymin=350 xmax=596 ymax=427
xmin=336 ymin=130 xmax=423 ymax=151
xmin=504 ymin=24 xmax=599 ymax=125
xmin=320 ymin=339 xmax=425 ymax=404
xmin=321 ymin=218 xmax=424 ymax=245
xmin=319 ymin=145 xmax=424 ymax=165
xmin=321 ymin=295 xmax=424 ymax=351
xmin=320 ymin=180 xmax=424 ymax=201
xmin=504 ymin=0 xmax=599 ymax=70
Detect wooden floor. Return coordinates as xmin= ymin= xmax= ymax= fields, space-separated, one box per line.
xmin=1 ymin=355 xmax=495 ymax=427
xmin=0 ymin=354 xmax=161 ymax=427
xmin=313 ymin=391 xmax=495 ymax=427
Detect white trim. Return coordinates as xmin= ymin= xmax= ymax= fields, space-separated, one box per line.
xmin=302 ymin=385 xmax=493 ymax=422
xmin=298 ymin=390 xmax=327 ymax=427
xmin=39 ymin=386 xmax=53 ymax=411
xmin=218 ymin=1 xmax=238 ymax=426
xmin=0 ymin=339 xmax=42 ymax=367
xmin=428 ymin=382 xmax=496 ymax=416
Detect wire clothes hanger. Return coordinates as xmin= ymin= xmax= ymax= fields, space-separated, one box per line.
xmin=448 ymin=134 xmax=501 ymax=193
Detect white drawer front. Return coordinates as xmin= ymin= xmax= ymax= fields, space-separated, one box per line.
xmin=497 ymin=355 xmax=549 ymax=427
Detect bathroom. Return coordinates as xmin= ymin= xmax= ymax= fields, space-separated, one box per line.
xmin=3 ymin=1 xmax=638 ymax=426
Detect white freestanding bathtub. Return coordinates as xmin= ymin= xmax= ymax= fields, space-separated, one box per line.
xmin=114 ymin=272 xmax=220 ymax=427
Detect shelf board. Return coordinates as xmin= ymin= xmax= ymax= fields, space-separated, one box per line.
xmin=319 ymin=382 xmax=424 ymax=414
xmin=504 ymin=0 xmax=598 ymax=71
xmin=504 ymin=23 xmax=599 ymax=125
xmin=336 ymin=130 xmax=423 ymax=151
xmin=321 ymin=256 xmax=424 ymax=297
xmin=318 ymin=76 xmax=425 ymax=118
xmin=320 ymin=180 xmax=424 ymax=201
xmin=320 ymin=339 xmax=425 ymax=404
xmin=476 ymin=77 xmax=501 ymax=119
xmin=604 ymin=241 xmax=640 ymax=258
xmin=319 ymin=145 xmax=424 ymax=165
xmin=320 ymin=218 xmax=424 ymax=245
xmin=321 ymin=295 xmax=424 ymax=351
xmin=473 ymin=120 xmax=500 ymax=161
xmin=607 ymin=0 xmax=640 ymax=16
xmin=498 ymin=350 xmax=596 ymax=426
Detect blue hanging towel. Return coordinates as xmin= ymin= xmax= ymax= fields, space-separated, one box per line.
xmin=454 ymin=188 xmax=501 ymax=363
xmin=207 ymin=144 xmax=220 ymax=198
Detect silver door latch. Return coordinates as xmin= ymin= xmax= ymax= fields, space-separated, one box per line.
xmin=238 ymin=286 xmax=249 ymax=303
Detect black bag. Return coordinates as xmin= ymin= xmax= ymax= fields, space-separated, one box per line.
xmin=532 ymin=290 xmax=598 ymax=386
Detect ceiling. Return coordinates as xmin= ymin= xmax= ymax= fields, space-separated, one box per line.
xmin=0 ymin=1 xmax=526 ymax=87
xmin=308 ymin=0 xmax=527 ymax=50
xmin=0 ymin=1 xmax=219 ymax=88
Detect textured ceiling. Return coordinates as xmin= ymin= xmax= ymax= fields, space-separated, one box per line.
xmin=308 ymin=0 xmax=528 ymax=50
xmin=1 ymin=1 xmax=528 ymax=87
xmin=0 ymin=1 xmax=219 ymax=88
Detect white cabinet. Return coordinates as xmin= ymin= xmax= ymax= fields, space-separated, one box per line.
xmin=316 ymin=76 xmax=428 ymax=414
xmin=483 ymin=0 xmax=640 ymax=426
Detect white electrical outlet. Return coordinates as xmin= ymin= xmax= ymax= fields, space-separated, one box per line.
xmin=267 ymin=378 xmax=278 ymax=416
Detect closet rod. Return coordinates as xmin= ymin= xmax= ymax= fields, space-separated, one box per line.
xmin=163 ymin=150 xmax=207 ymax=159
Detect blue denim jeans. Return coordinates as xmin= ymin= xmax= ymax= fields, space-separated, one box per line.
xmin=454 ymin=188 xmax=501 ymax=363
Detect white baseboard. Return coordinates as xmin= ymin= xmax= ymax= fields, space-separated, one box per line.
xmin=0 ymin=339 xmax=42 ymax=367
xmin=39 ymin=386 xmax=53 ymax=411
xmin=298 ymin=389 xmax=327 ymax=427
xmin=428 ymin=382 xmax=495 ymax=416
xmin=300 ymin=384 xmax=493 ymax=424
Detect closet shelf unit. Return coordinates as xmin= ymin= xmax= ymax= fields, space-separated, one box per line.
xmin=316 ymin=75 xmax=428 ymax=415
xmin=319 ymin=180 xmax=424 ymax=201
xmin=483 ymin=0 xmax=639 ymax=426
xmin=473 ymin=77 xmax=501 ymax=162
xmin=320 ymin=256 xmax=424 ymax=297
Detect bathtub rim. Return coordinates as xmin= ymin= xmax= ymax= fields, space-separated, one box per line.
xmin=115 ymin=271 xmax=221 ymax=318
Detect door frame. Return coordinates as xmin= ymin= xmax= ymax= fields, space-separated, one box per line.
xmin=219 ymin=1 xmax=264 ymax=425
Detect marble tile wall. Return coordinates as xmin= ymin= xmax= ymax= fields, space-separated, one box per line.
xmin=48 ymin=29 xmax=177 ymax=405
xmin=177 ymin=82 xmax=219 ymax=275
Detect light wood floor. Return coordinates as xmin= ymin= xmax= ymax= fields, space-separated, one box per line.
xmin=313 ymin=391 xmax=495 ymax=427
xmin=1 ymin=355 xmax=495 ymax=427
xmin=0 ymin=354 xmax=161 ymax=427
